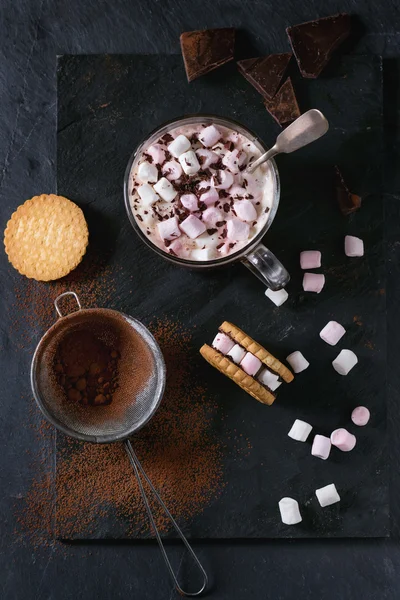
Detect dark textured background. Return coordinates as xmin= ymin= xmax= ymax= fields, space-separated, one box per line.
xmin=56 ymin=53 xmax=387 ymax=540
xmin=1 ymin=0 xmax=400 ymax=598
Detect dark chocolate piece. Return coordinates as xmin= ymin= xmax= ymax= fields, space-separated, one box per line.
xmin=180 ymin=28 xmax=235 ymax=82
xmin=334 ymin=166 xmax=361 ymax=215
xmin=263 ymin=78 xmax=300 ymax=126
xmin=237 ymin=53 xmax=292 ymax=99
xmin=287 ymin=13 xmax=351 ymax=78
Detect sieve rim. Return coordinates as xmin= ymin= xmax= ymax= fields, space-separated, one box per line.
xmin=31 ymin=308 xmax=166 ymax=444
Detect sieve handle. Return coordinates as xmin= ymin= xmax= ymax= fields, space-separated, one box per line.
xmin=125 ymin=440 xmax=208 ymax=597
xmin=54 ymin=291 xmax=82 ymax=318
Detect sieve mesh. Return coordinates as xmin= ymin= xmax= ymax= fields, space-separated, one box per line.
xmin=31 ymin=308 xmax=166 ymax=443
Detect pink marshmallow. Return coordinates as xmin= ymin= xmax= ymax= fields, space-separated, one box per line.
xmin=213 ymin=170 xmax=234 ymax=190
xmin=351 ymin=406 xmax=370 ymax=426
xmin=240 ymin=352 xmax=262 ymax=376
xmin=200 ymin=187 xmax=219 ymax=206
xmin=203 ymin=207 xmax=224 ymax=227
xmin=330 ymin=428 xmax=356 ymax=452
xmin=179 ymin=214 xmax=206 ymax=239
xmin=198 ymin=179 xmax=213 ymax=191
xmin=157 ymin=216 xmax=181 ymax=241
xmin=227 ymin=218 xmax=250 ymax=241
xmin=345 ymin=235 xmax=364 ymax=257
xmin=199 ymin=125 xmax=221 ymax=147
xmin=303 ymin=273 xmax=325 ymax=293
xmin=162 ymin=160 xmax=183 ymax=181
xmin=180 ymin=194 xmax=198 ymax=212
xmin=212 ymin=332 xmax=235 ymax=355
xmin=146 ymin=143 xmax=165 ymax=164
xmin=319 ymin=321 xmax=346 ymax=346
xmin=168 ymin=239 xmax=188 ymax=258
xmin=196 ymin=149 xmax=219 ymax=169
xmin=234 ymin=200 xmax=257 ymax=222
xmin=222 ymin=149 xmax=247 ymax=173
xmin=300 ymin=250 xmax=321 ymax=270
xmin=311 ymin=435 xmax=331 ymax=460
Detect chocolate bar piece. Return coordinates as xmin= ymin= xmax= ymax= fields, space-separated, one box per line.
xmin=237 ymin=53 xmax=292 ymax=99
xmin=334 ymin=166 xmax=361 ymax=215
xmin=264 ymin=78 xmax=300 ymax=126
xmin=287 ymin=13 xmax=351 ymax=78
xmin=180 ymin=28 xmax=235 ymax=82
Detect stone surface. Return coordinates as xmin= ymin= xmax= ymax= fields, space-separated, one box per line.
xmin=1 ymin=0 xmax=400 ymax=598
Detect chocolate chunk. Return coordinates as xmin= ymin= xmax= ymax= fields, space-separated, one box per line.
xmin=264 ymin=78 xmax=300 ymax=126
xmin=216 ymin=243 xmax=224 ymax=250
xmin=334 ymin=166 xmax=361 ymax=215
xmin=207 ymin=228 xmax=217 ymax=235
xmin=215 ymin=220 xmax=226 ymax=227
xmin=237 ymin=53 xmax=292 ymax=99
xmin=160 ymin=133 xmax=174 ymax=144
xmin=287 ymin=13 xmax=351 ymax=79
xmin=180 ymin=28 xmax=235 ymax=82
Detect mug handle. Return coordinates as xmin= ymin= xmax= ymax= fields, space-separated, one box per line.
xmin=54 ymin=291 xmax=82 ymax=318
xmin=243 ymin=243 xmax=290 ymax=291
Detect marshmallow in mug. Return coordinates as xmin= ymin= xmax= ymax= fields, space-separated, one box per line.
xmin=279 ymin=497 xmax=302 ymax=525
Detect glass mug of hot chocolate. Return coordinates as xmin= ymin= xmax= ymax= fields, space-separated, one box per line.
xmin=124 ymin=115 xmax=289 ymax=290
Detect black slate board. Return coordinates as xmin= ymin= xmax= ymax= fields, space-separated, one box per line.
xmin=56 ymin=54 xmax=387 ymax=539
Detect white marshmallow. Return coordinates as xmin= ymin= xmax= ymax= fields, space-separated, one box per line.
xmin=179 ymin=150 xmax=201 ymax=175
xmin=157 ymin=216 xmax=181 ymax=241
xmin=258 ymin=368 xmax=282 ymax=392
xmin=230 ymin=185 xmax=249 ymax=199
xmin=319 ymin=321 xmax=346 ymax=346
xmin=265 ymin=287 xmax=288 ymax=307
xmin=351 ymin=406 xmax=370 ymax=426
xmin=345 ymin=235 xmax=364 ymax=257
xmin=180 ymin=214 xmax=206 ymax=239
xmin=222 ymin=149 xmax=247 ymax=173
xmin=226 ymin=218 xmax=250 ymax=241
xmin=234 ymin=200 xmax=257 ymax=222
xmin=315 ymin=483 xmax=340 ymax=508
xmin=311 ymin=435 xmax=331 ymax=460
xmin=196 ymin=149 xmax=219 ymax=169
xmin=199 ymin=125 xmax=221 ymax=147
xmin=195 ymin=232 xmax=220 ymax=249
xmin=278 ymin=497 xmax=302 ymax=525
xmin=162 ymin=160 xmax=183 ymax=181
xmin=288 ymin=419 xmax=313 ymax=442
xmin=191 ymin=248 xmax=215 ymax=261
xmin=332 ymin=349 xmax=358 ymax=375
xmin=226 ymin=344 xmax=246 ymax=365
xmin=286 ymin=351 xmax=309 ymax=373
xmin=153 ymin=177 xmax=177 ymax=202
xmin=303 ymin=272 xmax=325 ymax=293
xmin=137 ymin=183 xmax=159 ymax=207
xmin=330 ymin=428 xmax=356 ymax=452
xmin=180 ymin=194 xmax=198 ymax=212
xmin=137 ymin=161 xmax=159 ymax=183
xmin=168 ymin=134 xmax=191 ymax=158
xmin=213 ymin=170 xmax=234 ymax=190
xmin=300 ymin=250 xmax=321 ymax=270
xmin=212 ymin=332 xmax=235 ymax=355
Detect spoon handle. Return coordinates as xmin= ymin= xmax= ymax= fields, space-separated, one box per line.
xmin=247 ymin=145 xmax=278 ymax=174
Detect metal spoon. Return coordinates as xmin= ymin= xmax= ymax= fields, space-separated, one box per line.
xmin=247 ymin=109 xmax=329 ymax=174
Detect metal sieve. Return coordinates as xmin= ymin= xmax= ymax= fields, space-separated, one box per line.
xmin=31 ymin=291 xmax=208 ymax=596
